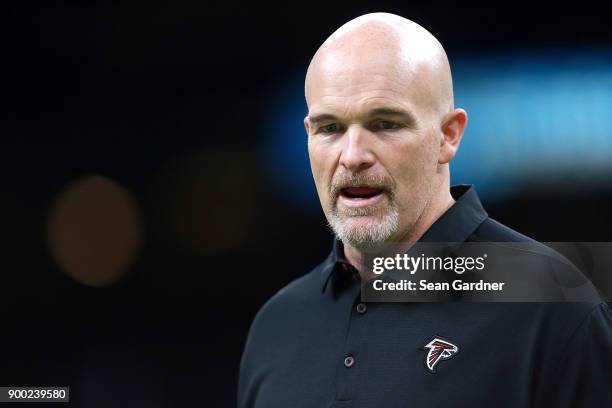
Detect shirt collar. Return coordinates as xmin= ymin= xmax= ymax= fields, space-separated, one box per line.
xmin=319 ymin=184 xmax=488 ymax=293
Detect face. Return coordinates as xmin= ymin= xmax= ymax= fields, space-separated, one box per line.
xmin=305 ymin=49 xmax=443 ymax=250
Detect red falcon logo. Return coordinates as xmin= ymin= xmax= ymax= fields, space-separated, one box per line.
xmin=422 ymin=336 xmax=459 ymax=373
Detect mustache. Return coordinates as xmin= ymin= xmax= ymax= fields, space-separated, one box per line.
xmin=330 ymin=173 xmax=395 ymax=199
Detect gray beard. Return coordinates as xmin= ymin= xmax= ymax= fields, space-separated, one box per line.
xmin=327 ymin=200 xmax=400 ymax=251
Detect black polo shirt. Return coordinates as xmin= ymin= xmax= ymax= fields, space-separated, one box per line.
xmin=238 ymin=185 xmax=612 ymax=408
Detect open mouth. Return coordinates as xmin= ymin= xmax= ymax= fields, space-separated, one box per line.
xmin=341 ymin=186 xmax=383 ymax=199
xmin=338 ymin=186 xmax=385 ymax=207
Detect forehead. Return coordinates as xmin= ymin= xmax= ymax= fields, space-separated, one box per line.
xmin=306 ymin=48 xmax=433 ymax=118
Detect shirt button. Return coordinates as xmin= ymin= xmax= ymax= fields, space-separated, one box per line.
xmin=344 ymin=355 xmax=355 ymax=368
xmin=356 ymin=303 xmax=367 ymax=314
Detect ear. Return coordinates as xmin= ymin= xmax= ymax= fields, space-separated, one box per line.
xmin=439 ymin=108 xmax=468 ymax=164
xmin=304 ymin=116 xmax=310 ymax=135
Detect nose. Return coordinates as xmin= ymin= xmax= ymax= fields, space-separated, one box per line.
xmin=339 ymin=125 xmax=376 ymax=173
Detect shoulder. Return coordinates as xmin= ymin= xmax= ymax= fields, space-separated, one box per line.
xmin=242 ymin=260 xmax=326 ymax=350
xmin=239 ymin=259 xmax=329 ymax=392
xmin=470 ymin=217 xmax=575 ymax=264
xmin=468 ymin=217 xmax=603 ymax=302
xmin=470 ymin=217 xmax=539 ymax=244
xmin=255 ymin=262 xmax=323 ymax=321
xmin=238 ymin=261 xmax=328 ymax=407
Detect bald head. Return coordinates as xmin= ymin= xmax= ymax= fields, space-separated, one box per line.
xmin=305 ymin=12 xmax=454 ymax=116
xmin=304 ymin=13 xmax=468 ymax=252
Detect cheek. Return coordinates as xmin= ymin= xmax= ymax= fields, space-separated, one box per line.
xmin=308 ymin=142 xmax=334 ymax=197
xmin=389 ymin=137 xmax=433 ymax=175
xmin=385 ymin=137 xmax=438 ymax=203
xmin=308 ymin=144 xmax=324 ymax=182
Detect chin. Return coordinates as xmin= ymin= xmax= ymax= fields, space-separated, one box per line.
xmin=342 ymin=215 xmax=384 ymax=230
xmin=331 ymin=214 xmax=399 ymax=249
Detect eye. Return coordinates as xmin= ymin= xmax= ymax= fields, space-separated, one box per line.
xmin=377 ymin=121 xmax=400 ymax=130
xmin=320 ymin=123 xmax=339 ymax=134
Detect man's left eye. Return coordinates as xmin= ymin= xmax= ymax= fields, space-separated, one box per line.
xmin=377 ymin=121 xmax=399 ymax=130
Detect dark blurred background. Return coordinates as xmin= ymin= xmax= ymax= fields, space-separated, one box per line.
xmin=2 ymin=1 xmax=612 ymax=407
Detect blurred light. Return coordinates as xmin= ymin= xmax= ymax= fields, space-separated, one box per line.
xmin=46 ymin=175 xmax=143 ymax=287
xmin=263 ymin=80 xmax=319 ymax=210
xmin=451 ymin=49 xmax=612 ymax=198
xmin=265 ymin=48 xmax=612 ymax=206
xmin=149 ymin=147 xmax=257 ymax=255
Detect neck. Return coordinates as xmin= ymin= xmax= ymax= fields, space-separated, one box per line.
xmin=343 ymin=179 xmax=455 ymax=273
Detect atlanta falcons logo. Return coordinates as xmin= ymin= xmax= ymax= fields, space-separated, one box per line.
xmin=422 ymin=336 xmax=459 ymax=373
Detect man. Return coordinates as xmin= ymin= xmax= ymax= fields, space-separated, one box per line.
xmin=239 ymin=13 xmax=612 ymax=407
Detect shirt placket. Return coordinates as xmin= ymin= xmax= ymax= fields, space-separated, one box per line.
xmin=332 ymin=264 xmax=369 ymax=406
